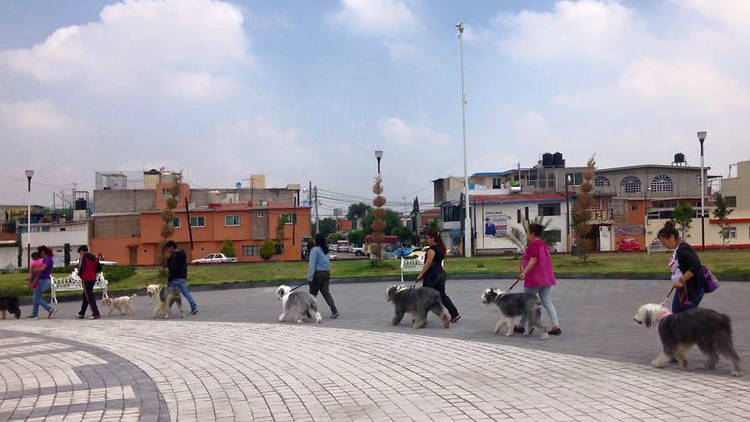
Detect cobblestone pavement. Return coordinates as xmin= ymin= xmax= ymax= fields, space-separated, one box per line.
xmin=2 ymin=278 xmax=750 ymax=421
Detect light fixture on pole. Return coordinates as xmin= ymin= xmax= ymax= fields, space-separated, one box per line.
xmin=697 ymin=131 xmax=707 ymax=251
xmin=457 ymin=21 xmax=471 ymax=258
xmin=375 ymin=150 xmax=383 ymax=174
xmin=25 ymin=169 xmax=34 ymax=267
xmin=565 ymin=174 xmax=572 ymax=254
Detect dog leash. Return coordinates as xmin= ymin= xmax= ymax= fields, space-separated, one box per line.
xmin=660 ymin=287 xmax=675 ymax=306
xmin=497 ymin=278 xmax=522 ymax=300
xmin=289 ymin=281 xmax=309 ymax=292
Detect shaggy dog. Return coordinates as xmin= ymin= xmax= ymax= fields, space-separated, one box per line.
xmin=481 ymin=288 xmax=549 ymax=340
xmin=385 ymin=285 xmax=450 ymax=329
xmin=276 ymin=285 xmax=322 ymax=323
xmin=146 ymin=284 xmax=184 ymax=319
xmin=0 ymin=296 xmax=21 ymax=319
xmin=634 ymin=303 xmax=743 ymax=376
xmin=101 ymin=294 xmax=137 ymax=316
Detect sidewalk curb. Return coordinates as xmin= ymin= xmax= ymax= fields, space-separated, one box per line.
xmin=21 ymin=272 xmax=748 ymax=306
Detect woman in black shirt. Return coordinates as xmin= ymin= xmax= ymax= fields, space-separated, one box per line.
xmin=657 ymin=221 xmax=705 ymax=313
xmin=417 ymin=229 xmax=460 ymax=323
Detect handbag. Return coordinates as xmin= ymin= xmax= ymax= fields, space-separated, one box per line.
xmin=703 ymin=267 xmax=719 ymax=293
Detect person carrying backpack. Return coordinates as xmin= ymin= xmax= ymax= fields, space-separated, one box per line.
xmin=77 ymin=245 xmax=102 ymax=319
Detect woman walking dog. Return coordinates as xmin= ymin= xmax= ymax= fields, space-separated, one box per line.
xmin=416 ymin=229 xmax=460 ymax=323
xmin=657 ymin=221 xmax=705 ymax=313
xmin=307 ymin=233 xmax=339 ymax=319
xmin=515 ymin=223 xmax=561 ymax=335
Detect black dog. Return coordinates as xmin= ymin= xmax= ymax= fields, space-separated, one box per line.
xmin=386 ymin=285 xmax=450 ymax=329
xmin=0 ymin=296 xmax=21 ymax=319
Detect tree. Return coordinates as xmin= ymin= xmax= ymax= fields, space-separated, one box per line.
xmin=362 ymin=209 xmax=402 ymax=235
xmin=427 ymin=218 xmax=439 ymax=233
xmin=160 ymin=178 xmax=182 ymax=269
xmin=571 ymin=156 xmax=596 ymax=262
xmin=346 ymin=202 xmax=371 ymax=221
xmin=506 ymin=216 xmax=557 ymax=257
xmin=347 ymin=229 xmax=365 ymax=246
xmin=275 ymin=216 xmax=286 ymax=259
xmin=672 ymin=203 xmax=694 ymax=239
xmin=220 ymin=239 xmax=236 ymax=257
xmin=712 ymin=193 xmax=734 ymax=248
xmin=394 ymin=225 xmax=413 ymax=245
xmin=312 ymin=218 xmax=337 ymax=237
xmin=327 ymin=232 xmax=343 ymax=245
xmin=259 ymin=239 xmax=275 ymax=260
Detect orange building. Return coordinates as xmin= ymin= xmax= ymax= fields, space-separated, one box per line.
xmin=90 ymin=182 xmax=309 ymax=265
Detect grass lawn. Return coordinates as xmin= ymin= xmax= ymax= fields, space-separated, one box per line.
xmin=2 ymin=250 xmax=749 ymax=299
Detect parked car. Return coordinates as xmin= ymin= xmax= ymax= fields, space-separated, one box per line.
xmin=618 ymin=238 xmax=641 ymax=252
xmin=327 ymin=252 xmax=338 ymax=260
xmin=190 ymin=253 xmax=239 ymax=264
xmin=352 ymin=246 xmax=366 ymax=256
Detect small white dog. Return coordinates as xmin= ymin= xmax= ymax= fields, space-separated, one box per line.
xmin=101 ymin=294 xmax=136 ymax=316
xmin=276 ymin=285 xmax=322 ymax=323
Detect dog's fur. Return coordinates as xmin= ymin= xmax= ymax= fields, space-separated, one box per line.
xmin=276 ymin=285 xmax=322 ymax=323
xmin=385 ymin=285 xmax=450 ymax=329
xmin=101 ymin=294 xmax=137 ymax=316
xmin=634 ymin=303 xmax=743 ymax=376
xmin=146 ymin=284 xmax=184 ymax=319
xmin=0 ymin=296 xmax=21 ymax=319
xmin=481 ymin=288 xmax=549 ymax=340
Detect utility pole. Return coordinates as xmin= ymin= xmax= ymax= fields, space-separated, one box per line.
xmin=314 ymin=185 xmax=320 ymax=235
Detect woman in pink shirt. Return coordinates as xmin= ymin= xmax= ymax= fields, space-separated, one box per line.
xmin=515 ymin=223 xmax=561 ymax=335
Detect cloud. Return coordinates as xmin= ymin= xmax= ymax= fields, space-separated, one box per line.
xmin=378 ymin=117 xmax=451 ymax=146
xmin=1 ymin=0 xmax=249 ymax=100
xmin=0 ymin=99 xmax=79 ymax=134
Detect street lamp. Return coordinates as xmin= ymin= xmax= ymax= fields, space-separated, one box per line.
xmin=565 ymin=174 xmax=572 ymax=253
xmin=25 ymin=169 xmax=34 ymax=267
xmin=697 ymin=131 xmax=707 ymax=251
xmin=375 ymin=150 xmax=383 ymax=174
xmin=457 ymin=21 xmax=471 ymax=258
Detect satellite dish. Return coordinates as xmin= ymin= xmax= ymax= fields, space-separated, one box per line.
xmin=235 ymin=182 xmax=242 ymax=189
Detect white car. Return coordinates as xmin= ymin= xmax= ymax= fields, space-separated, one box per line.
xmin=190 ymin=253 xmax=239 ymax=264
xmin=327 ymin=252 xmax=338 ymax=260
xmin=352 ymin=246 xmax=366 ymax=257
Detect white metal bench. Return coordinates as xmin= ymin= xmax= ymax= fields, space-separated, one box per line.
xmin=50 ymin=268 xmax=109 ymax=304
xmin=400 ymin=256 xmax=444 ymax=282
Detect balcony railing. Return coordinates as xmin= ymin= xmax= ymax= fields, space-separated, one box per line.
xmin=590 ymin=208 xmax=614 ymax=224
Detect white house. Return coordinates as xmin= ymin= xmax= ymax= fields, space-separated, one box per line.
xmin=19 ymin=220 xmax=89 ymax=268
xmin=470 ymin=193 xmax=569 ymax=254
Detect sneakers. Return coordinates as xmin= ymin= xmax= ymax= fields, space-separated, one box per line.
xmin=191 ymin=308 xmax=199 ymax=315
xmin=514 ymin=325 xmax=525 ymax=334
xmin=76 ymin=314 xmax=85 ymax=319
xmin=548 ymin=327 xmax=562 ymax=336
xmin=89 ymin=315 xmax=101 ymax=320
xmin=25 ymin=315 xmax=38 ymax=319
xmin=450 ymin=315 xmax=461 ymax=324
xmin=330 ymin=311 xmax=340 ymax=319
xmin=48 ymin=308 xmax=58 ymax=319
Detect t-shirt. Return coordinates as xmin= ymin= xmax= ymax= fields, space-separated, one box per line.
xmin=40 ymin=256 xmax=53 ymax=279
xmin=522 ymin=239 xmax=556 ymax=288
xmin=675 ymin=242 xmax=705 ymax=301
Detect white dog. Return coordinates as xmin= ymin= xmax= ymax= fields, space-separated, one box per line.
xmin=101 ymin=294 xmax=136 ymax=316
xmin=276 ymin=285 xmax=322 ymax=323
xmin=146 ymin=284 xmax=184 ymax=319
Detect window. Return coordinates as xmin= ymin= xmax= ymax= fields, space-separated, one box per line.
xmin=257 ymin=211 xmax=265 ymax=217
xmin=630 ymin=203 xmax=639 ymax=211
xmin=620 ymin=176 xmax=642 ymax=193
xmin=281 ymin=213 xmax=298 ymax=224
xmin=726 ymin=227 xmax=737 ymax=239
xmin=524 ymin=207 xmax=529 ymax=221
xmin=242 ymin=245 xmax=260 ymax=256
xmin=190 ymin=216 xmax=205 ymax=227
xmin=442 ymin=204 xmax=461 ymax=222
xmin=547 ymin=230 xmax=562 ymax=243
xmin=162 ymin=188 xmax=172 ymax=199
xmin=650 ymin=175 xmax=674 ymax=192
xmin=60 ymin=227 xmax=66 ymax=232
xmin=517 ymin=209 xmax=522 ymax=224
xmin=225 ymin=215 xmax=241 ymax=226
xmin=274 ymin=244 xmax=284 ymax=255
xmin=726 ymin=196 xmax=737 ymax=208
xmin=491 ymin=177 xmax=502 ymax=189
xmin=168 ymin=218 xmax=180 ymax=228
xmin=538 ymin=204 xmax=561 ymax=216
xmin=566 ymin=173 xmax=583 ymax=186
xmin=594 ymin=176 xmax=610 ymax=187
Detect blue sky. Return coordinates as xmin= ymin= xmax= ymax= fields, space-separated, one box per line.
xmin=2 ymin=0 xmax=749 ymax=215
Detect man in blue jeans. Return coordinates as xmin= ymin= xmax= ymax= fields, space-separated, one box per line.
xmin=164 ymin=241 xmax=199 ymax=315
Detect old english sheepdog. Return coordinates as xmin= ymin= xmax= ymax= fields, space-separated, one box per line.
xmin=385 ymin=285 xmax=450 ymax=329
xmin=146 ymin=284 xmax=184 ymax=319
xmin=481 ymin=288 xmax=549 ymax=340
xmin=276 ymin=285 xmax=322 ymax=323
xmin=633 ymin=303 xmax=743 ymax=376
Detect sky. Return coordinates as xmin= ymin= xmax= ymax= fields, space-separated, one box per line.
xmin=1 ymin=0 xmax=749 ymax=216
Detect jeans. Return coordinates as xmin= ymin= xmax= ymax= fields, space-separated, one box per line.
xmin=520 ymin=286 xmax=559 ymax=327
xmin=422 ymin=270 xmax=459 ymax=319
xmin=310 ymin=271 xmax=338 ymax=314
xmin=32 ymin=278 xmax=52 ymax=316
xmin=169 ymin=279 xmax=198 ymax=311
xmin=79 ymin=280 xmax=101 ymax=317
xmin=672 ymin=286 xmax=704 ymax=313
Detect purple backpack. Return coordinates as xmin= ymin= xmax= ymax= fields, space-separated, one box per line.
xmin=703 ymin=267 xmax=719 ymax=293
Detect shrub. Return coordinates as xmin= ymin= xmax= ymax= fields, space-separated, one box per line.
xmin=220 ymin=239 xmax=236 ymax=257
xmin=260 ymin=239 xmax=275 ymax=261
xmin=104 ymin=265 xmax=136 ymax=283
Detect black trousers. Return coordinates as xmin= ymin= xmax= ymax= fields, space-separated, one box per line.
xmin=79 ymin=280 xmax=100 ymax=317
xmin=422 ymin=270 xmax=459 ymax=319
xmin=310 ymin=270 xmax=338 ymax=314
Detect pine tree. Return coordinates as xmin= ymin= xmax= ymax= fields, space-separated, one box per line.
xmin=572 ymin=156 xmax=596 ymax=262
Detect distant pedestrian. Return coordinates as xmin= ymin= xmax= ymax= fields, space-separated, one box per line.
xmin=416 ymin=229 xmax=460 ymax=323
xmin=165 ymin=241 xmax=199 ymax=315
xmin=307 ymin=233 xmax=339 ymax=318
xmin=516 ymin=223 xmax=561 ymax=335
xmin=26 ymin=246 xmax=57 ymax=319
xmin=76 ymin=246 xmax=102 ymax=319
xmin=658 ymin=221 xmax=705 ymax=313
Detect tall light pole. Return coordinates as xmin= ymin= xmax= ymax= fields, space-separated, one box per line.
xmin=25 ymin=169 xmax=34 ymax=267
xmin=457 ymin=22 xmax=471 ymax=258
xmin=375 ymin=150 xmax=383 ymax=174
xmin=697 ymin=131 xmax=707 ymax=251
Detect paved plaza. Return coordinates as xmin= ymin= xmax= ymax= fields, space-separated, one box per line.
xmin=2 ymin=278 xmax=750 ymax=421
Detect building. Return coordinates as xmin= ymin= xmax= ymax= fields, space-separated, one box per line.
xmin=90 ymin=170 xmax=310 ymax=264
xmin=18 ymin=219 xmax=90 ymax=268
xmin=0 ymin=233 xmax=19 ymax=270
xmin=1 ymin=205 xmax=45 ymax=233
